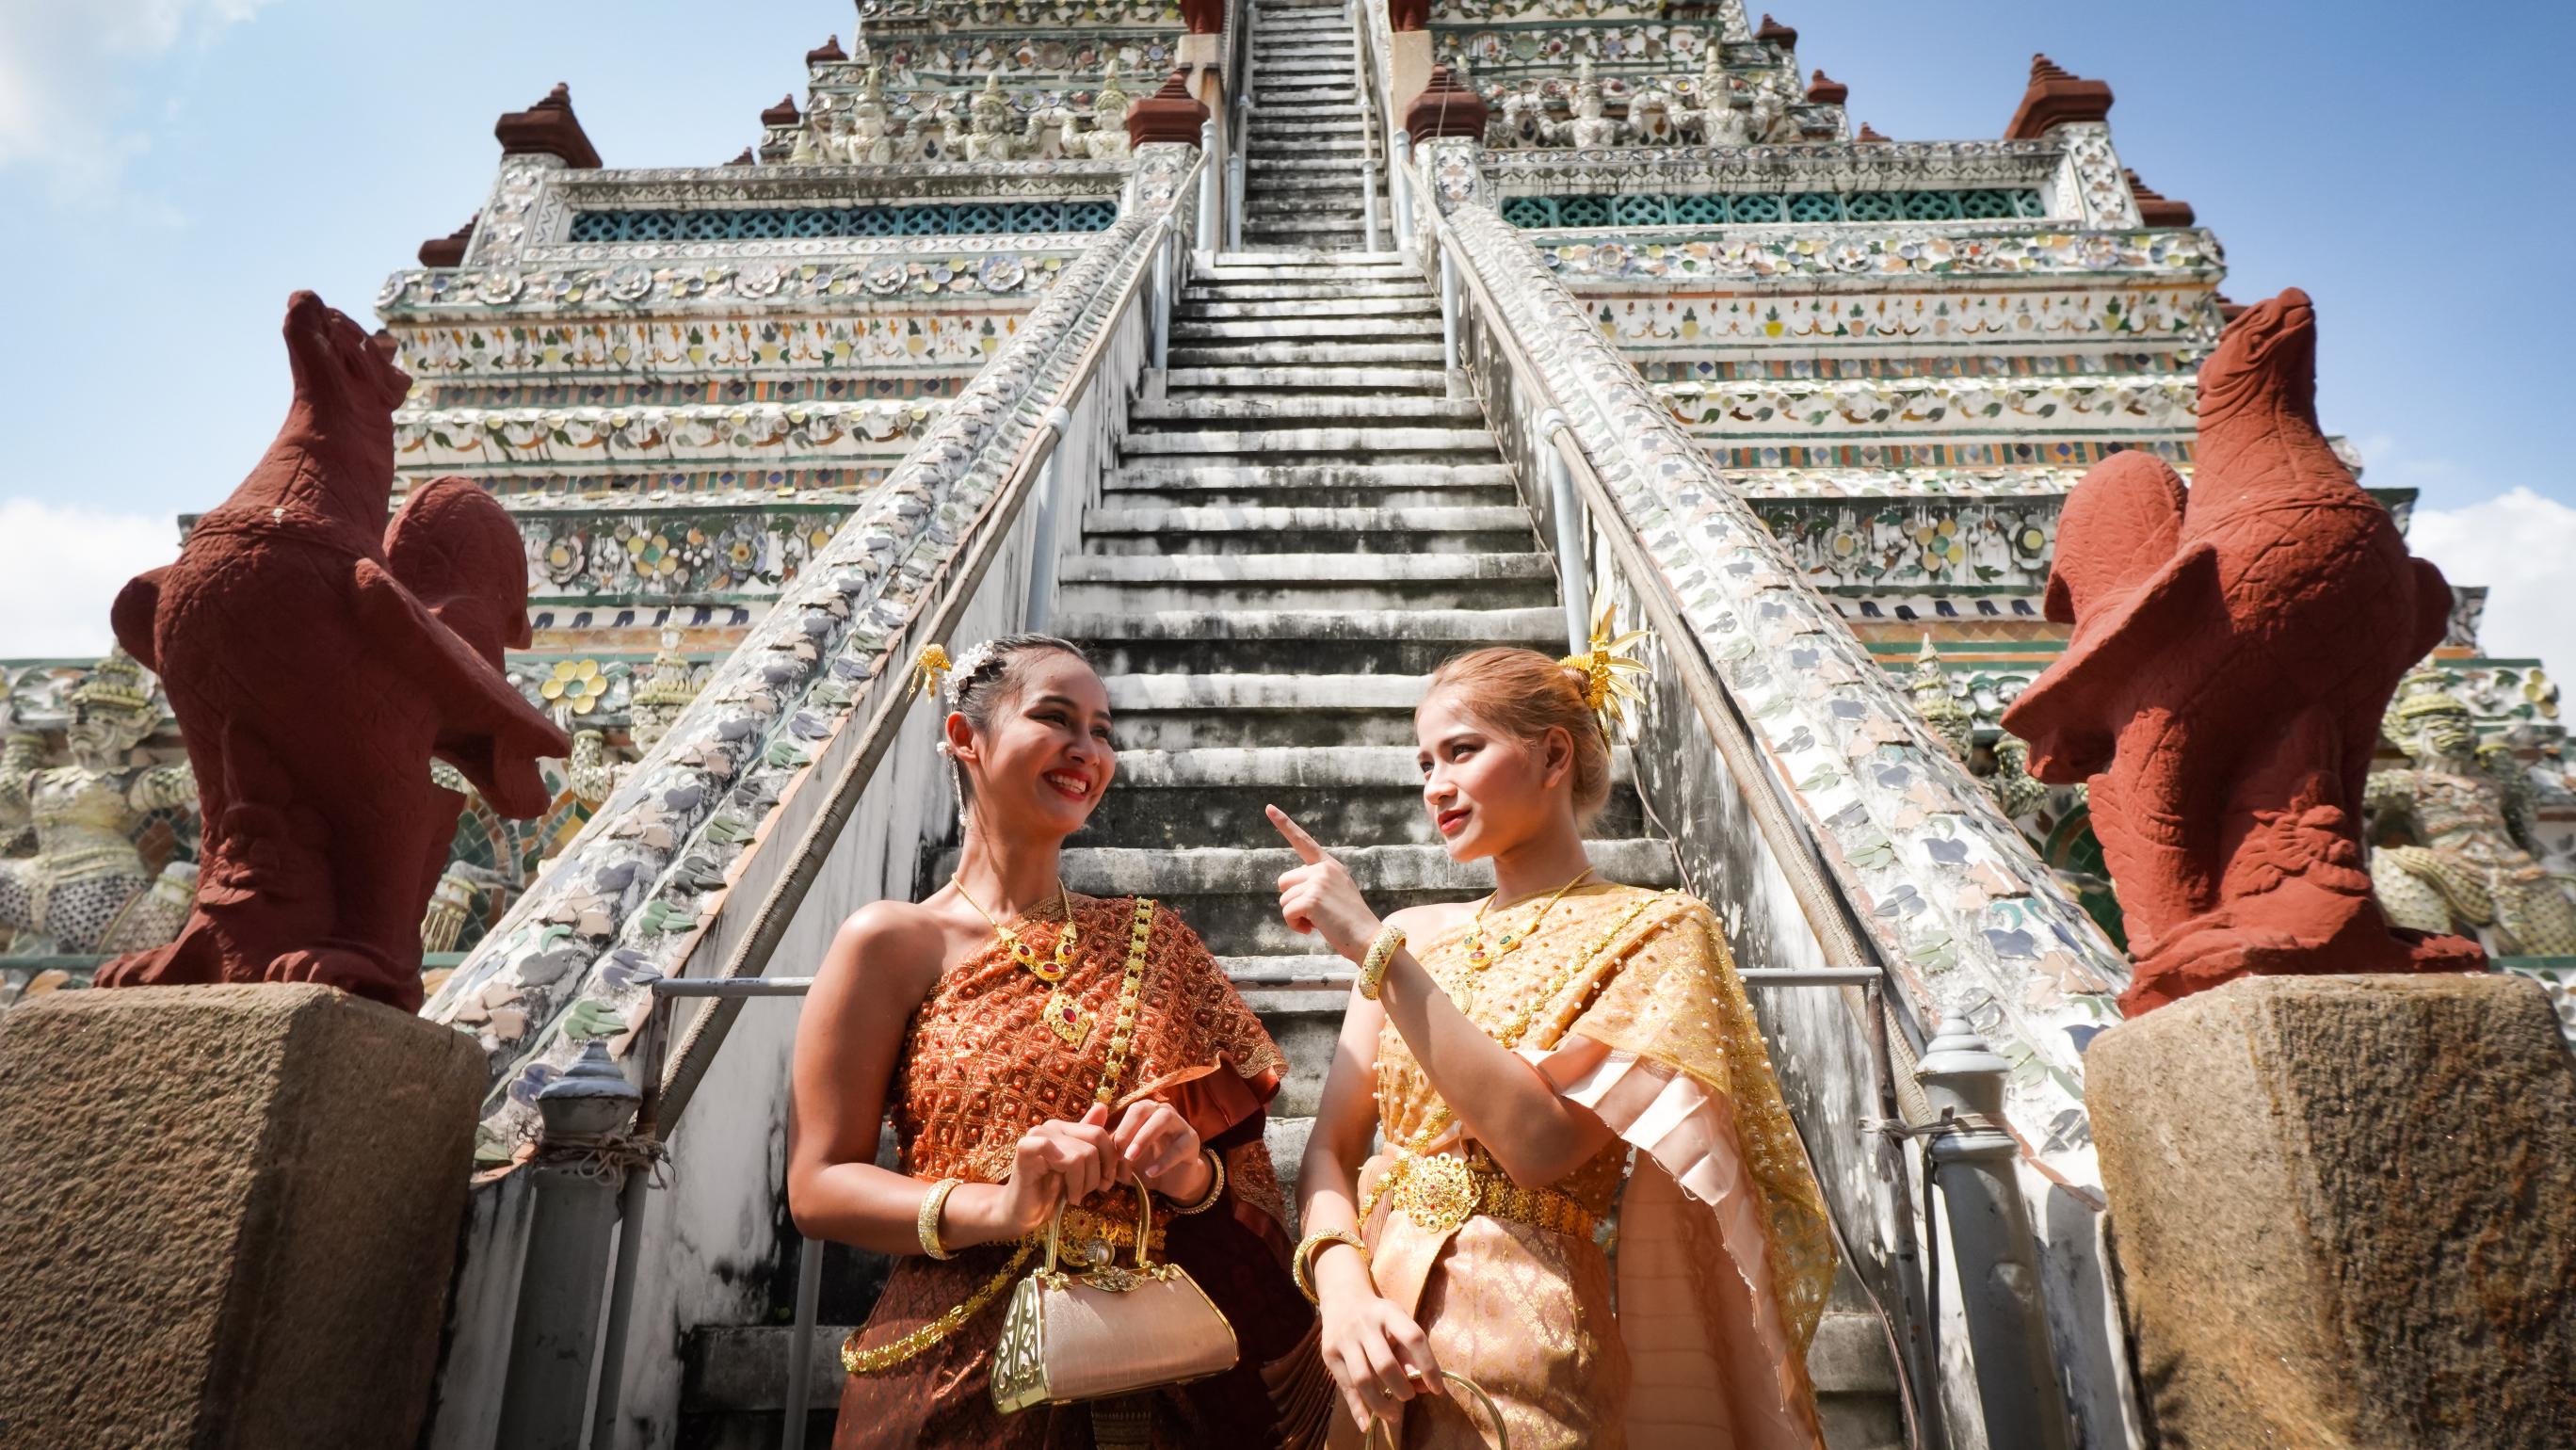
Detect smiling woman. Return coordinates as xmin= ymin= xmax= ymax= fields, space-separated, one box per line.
xmin=786 ymin=635 xmax=1326 ymax=1449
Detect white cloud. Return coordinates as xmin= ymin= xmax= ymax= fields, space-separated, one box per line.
xmin=0 ymin=0 xmax=276 ymax=205
xmin=2409 ymin=488 xmax=2576 ymax=663
xmin=0 ymin=498 xmax=178 ymax=659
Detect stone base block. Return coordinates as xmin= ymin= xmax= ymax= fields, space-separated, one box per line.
xmin=0 ymin=984 xmax=484 ymax=1450
xmin=2087 ymin=973 xmax=2576 ymax=1449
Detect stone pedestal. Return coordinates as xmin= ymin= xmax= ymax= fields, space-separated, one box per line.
xmin=0 ymin=984 xmax=484 ymax=1450
xmin=2087 ymin=974 xmax=2576 ymax=1449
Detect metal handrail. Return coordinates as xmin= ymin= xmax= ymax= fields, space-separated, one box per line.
xmin=1343 ymin=0 xmax=1385 ymax=248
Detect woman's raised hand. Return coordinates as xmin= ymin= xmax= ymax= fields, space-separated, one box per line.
xmin=1267 ymin=805 xmax=1383 ymax=962
xmin=998 ymin=1102 xmax=1120 ymax=1233
xmin=1111 ymin=1098 xmax=1205 ymax=1192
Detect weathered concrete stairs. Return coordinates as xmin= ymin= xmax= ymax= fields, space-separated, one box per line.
xmin=678 ymin=5 xmax=1899 ymax=1442
xmin=1240 ymin=0 xmax=1378 ymax=251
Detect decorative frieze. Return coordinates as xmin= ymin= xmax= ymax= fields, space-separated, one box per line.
xmin=1484 ymin=139 xmax=2063 ymax=196
xmin=380 ymin=248 xmax=1078 ymax=319
xmin=395 ymin=398 xmax=952 ymax=471
xmin=1526 ymin=225 xmax=2223 ymax=282
xmin=521 ymin=507 xmax=850 ymax=604
xmin=1579 ymin=286 xmax=2218 ymax=353
xmin=1656 ymin=372 xmax=2199 ymax=438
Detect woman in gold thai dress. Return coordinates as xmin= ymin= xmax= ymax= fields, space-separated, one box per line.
xmin=789 ymin=636 xmax=1322 ymax=1449
xmin=1273 ymin=645 xmax=1838 ymax=1449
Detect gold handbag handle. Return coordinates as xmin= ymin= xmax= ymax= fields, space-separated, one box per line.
xmin=1038 ymin=1171 xmax=1159 ymax=1276
xmin=1361 ymin=1373 xmax=1509 ymax=1450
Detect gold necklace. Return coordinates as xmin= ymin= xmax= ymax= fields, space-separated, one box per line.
xmin=1460 ymin=866 xmax=1596 ymax=972
xmin=955 ymin=877 xmax=1092 ymax=1046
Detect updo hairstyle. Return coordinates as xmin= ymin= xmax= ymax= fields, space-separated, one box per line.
xmin=1421 ymin=647 xmax=1612 ymax=824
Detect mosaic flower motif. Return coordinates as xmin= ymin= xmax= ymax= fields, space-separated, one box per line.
xmin=542 ymin=659 xmax=608 ymax=716
xmin=478 ymin=270 xmax=526 ymax=304
xmin=736 ymin=261 xmax=785 ymax=298
xmin=979 ymin=254 xmax=1027 ymax=293
xmin=863 ymin=259 xmax=910 ymax=295
xmin=605 ymin=264 xmax=655 ymax=302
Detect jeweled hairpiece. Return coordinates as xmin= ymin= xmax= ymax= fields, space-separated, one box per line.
xmin=912 ymin=644 xmax=954 ymax=701
xmin=1558 ymin=599 xmax=1651 ymax=737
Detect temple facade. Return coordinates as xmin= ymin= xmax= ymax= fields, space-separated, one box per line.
xmin=2 ymin=3 xmax=2571 ymax=1443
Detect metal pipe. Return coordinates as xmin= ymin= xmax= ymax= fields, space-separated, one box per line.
xmin=504 ymin=1045 xmax=642 ymax=1450
xmin=1392 ymin=131 xmax=1412 ymax=249
xmin=1533 ymin=407 xmax=1586 ymax=652
xmin=781 ymin=1234 xmax=827 ymax=1450
xmin=1151 ymin=232 xmax=1175 ymax=368
xmin=1226 ymin=146 xmax=1246 ymax=250
xmin=1198 ymin=120 xmax=1218 ymax=252
xmin=1916 ymin=1027 xmax=2073 ymax=1450
xmin=1022 ymin=405 xmax=1075 ymax=632
xmin=1870 ymin=985 xmax=1941 ymax=1450
xmin=1437 ymin=248 xmax=1458 ymax=372
xmin=584 ymin=1007 xmax=669 ymax=1450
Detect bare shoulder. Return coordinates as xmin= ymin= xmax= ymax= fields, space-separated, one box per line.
xmin=816 ymin=898 xmax=948 ymax=1000
xmin=1384 ymin=897 xmax=1477 ymax=939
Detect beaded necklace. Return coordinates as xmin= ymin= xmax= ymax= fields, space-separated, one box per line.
xmin=954 ymin=877 xmax=1091 ymax=1047
xmin=1459 ymin=866 xmax=1597 ymax=973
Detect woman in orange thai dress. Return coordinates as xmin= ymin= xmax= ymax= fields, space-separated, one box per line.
xmin=789 ymin=636 xmax=1323 ymax=1449
xmin=1275 ymin=644 xmax=1838 ymax=1449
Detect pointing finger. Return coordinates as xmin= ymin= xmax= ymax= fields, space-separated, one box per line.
xmin=1266 ymin=804 xmax=1329 ymax=865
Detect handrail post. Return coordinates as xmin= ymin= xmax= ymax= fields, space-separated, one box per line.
xmin=499 ymin=1042 xmax=641 ymax=1450
xmin=1534 ymin=408 xmax=1586 ymax=650
xmin=1198 ymin=120 xmax=1219 ymax=252
xmin=1391 ymin=131 xmax=1413 ymax=250
xmin=1023 ymin=405 xmax=1076 ymax=632
xmin=1226 ymin=133 xmax=1246 ymax=250
xmin=1916 ymin=1026 xmax=2075 ymax=1450
xmin=1151 ymin=230 xmax=1176 ymax=367
xmin=781 ymin=1233 xmax=827 ymax=1450
xmin=1437 ymin=245 xmax=1459 ymax=372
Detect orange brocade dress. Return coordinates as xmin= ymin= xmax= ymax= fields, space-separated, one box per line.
xmin=1360 ymin=883 xmax=1839 ymax=1450
xmin=832 ymin=893 xmax=1325 ymax=1450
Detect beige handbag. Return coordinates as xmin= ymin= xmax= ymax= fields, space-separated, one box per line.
xmin=988 ymin=1175 xmax=1239 ymax=1414
xmin=1362 ymin=1373 xmax=1510 ymax=1449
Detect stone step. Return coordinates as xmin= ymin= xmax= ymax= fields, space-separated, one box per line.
xmin=1057 ymin=552 xmax=1555 ymax=613
xmin=1129 ymin=395 xmax=1481 ymax=425
xmin=1160 ymin=364 xmax=1445 ymax=390
xmin=1167 ymin=340 xmax=1442 ymax=366
xmin=1169 ymin=316 xmax=1441 ymax=342
xmin=1081 ymin=503 xmax=1527 ymax=537
xmin=1201 ymin=251 xmax=1412 ymax=272
xmin=1244 ymin=202 xmax=1367 ymax=222
xmin=1065 ymin=604 xmax=1561 ymax=675
xmin=1181 ymin=278 xmax=1430 ymax=299
xmin=1256 ymin=89 xmax=1359 ymax=105
xmin=1176 ymin=296 xmax=1434 ymax=323
xmin=1078 ymin=747 xmax=1647 ymax=848
xmin=1042 ymin=842 xmax=1682 ymax=957
xmin=1102 ymin=671 xmax=1426 ymax=749
xmin=1103 ymin=461 xmax=1510 ymax=491
xmin=1242 ymin=218 xmax=1371 ymax=239
xmin=1117 ymin=425 xmax=1490 ymax=454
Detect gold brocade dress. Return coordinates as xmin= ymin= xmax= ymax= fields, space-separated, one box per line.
xmin=833 ymin=893 xmax=1326 ymax=1449
xmin=1359 ymin=883 xmax=1836 ymax=1450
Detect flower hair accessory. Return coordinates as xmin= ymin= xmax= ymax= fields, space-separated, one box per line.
xmin=913 ymin=644 xmax=955 ymax=701
xmin=1558 ymin=599 xmax=1651 ymax=737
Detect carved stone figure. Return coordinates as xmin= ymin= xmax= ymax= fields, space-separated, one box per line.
xmin=1747 ymin=68 xmax=1801 ymax=143
xmin=96 ymin=293 xmax=568 ymax=1013
xmin=965 ymin=73 xmax=1022 ymax=162
xmin=0 ymin=651 xmax=198 ymax=955
xmin=1694 ymin=52 xmax=1754 ymax=147
xmin=1626 ymin=81 xmax=1677 ymax=145
xmin=1085 ymin=60 xmax=1134 ymax=157
xmin=2368 ymin=670 xmax=2576 ymax=955
xmin=2001 ymin=289 xmax=2482 ymax=1014
xmin=1907 ymin=638 xmax=2050 ymax=820
xmin=1565 ymin=59 xmax=1618 ymax=149
xmin=848 ymin=66 xmax=895 ymax=164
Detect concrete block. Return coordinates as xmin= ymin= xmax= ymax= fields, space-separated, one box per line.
xmin=2087 ymin=973 xmax=2576 ymax=1448
xmin=0 ymin=984 xmax=484 ymax=1450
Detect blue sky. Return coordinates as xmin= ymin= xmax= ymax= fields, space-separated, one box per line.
xmin=2 ymin=0 xmax=2568 ymax=660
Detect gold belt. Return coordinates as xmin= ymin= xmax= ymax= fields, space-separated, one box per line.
xmin=1377 ymin=1147 xmax=1600 ymax=1239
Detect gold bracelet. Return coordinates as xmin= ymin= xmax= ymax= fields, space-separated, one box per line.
xmin=1293 ymin=1228 xmax=1371 ymax=1305
xmin=916 ymin=1176 xmax=963 ymax=1260
xmin=1357 ymin=923 xmax=1406 ymax=1001
xmin=1167 ymin=1148 xmax=1226 ymax=1215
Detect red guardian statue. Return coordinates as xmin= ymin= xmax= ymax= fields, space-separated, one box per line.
xmin=99 ymin=292 xmax=568 ymax=1013
xmin=2003 ymin=288 xmax=2485 ymax=1014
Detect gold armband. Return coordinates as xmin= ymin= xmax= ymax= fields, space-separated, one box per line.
xmin=1167 ymin=1148 xmax=1226 ymax=1215
xmin=916 ymin=1176 xmax=963 ymax=1260
xmin=1293 ymin=1228 xmax=1371 ymax=1305
xmin=1357 ymin=924 xmax=1406 ymax=1001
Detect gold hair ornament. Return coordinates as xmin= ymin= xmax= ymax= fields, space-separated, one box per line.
xmin=913 ymin=644 xmax=955 ymax=701
xmin=1558 ymin=599 xmax=1651 ymax=737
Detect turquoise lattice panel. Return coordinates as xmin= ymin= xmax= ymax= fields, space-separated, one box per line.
xmin=568 ymin=201 xmax=1121 ymax=243
xmin=1498 ymin=188 xmax=2046 ymax=231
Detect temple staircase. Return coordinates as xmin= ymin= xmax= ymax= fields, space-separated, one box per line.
xmin=1239 ymin=0 xmax=1380 ymax=251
